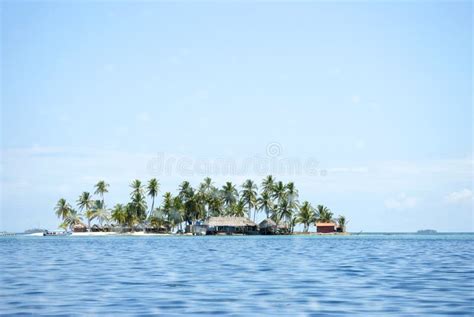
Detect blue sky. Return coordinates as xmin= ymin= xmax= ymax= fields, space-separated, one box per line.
xmin=1 ymin=1 xmax=472 ymax=232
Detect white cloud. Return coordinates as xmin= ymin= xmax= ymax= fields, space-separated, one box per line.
xmin=384 ymin=193 xmax=418 ymax=210
xmin=444 ymin=189 xmax=473 ymax=204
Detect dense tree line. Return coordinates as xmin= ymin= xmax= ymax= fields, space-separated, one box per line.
xmin=54 ymin=176 xmax=347 ymax=233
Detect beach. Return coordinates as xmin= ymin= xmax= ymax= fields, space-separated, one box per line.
xmin=29 ymin=231 xmax=174 ymax=237
xmin=29 ymin=231 xmax=350 ymax=237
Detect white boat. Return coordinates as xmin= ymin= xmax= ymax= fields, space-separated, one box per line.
xmin=43 ymin=230 xmax=71 ymax=236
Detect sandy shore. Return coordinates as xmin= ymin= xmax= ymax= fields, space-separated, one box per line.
xmin=28 ymin=232 xmax=175 ymax=237
xmin=28 ymin=232 xmax=350 ymax=237
xmin=72 ymin=232 xmax=174 ymax=236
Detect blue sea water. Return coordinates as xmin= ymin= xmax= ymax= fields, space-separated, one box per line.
xmin=1 ymin=234 xmax=473 ymax=316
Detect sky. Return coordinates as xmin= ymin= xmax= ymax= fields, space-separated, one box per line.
xmin=1 ymin=1 xmax=472 ymax=232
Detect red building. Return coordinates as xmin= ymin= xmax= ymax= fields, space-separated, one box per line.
xmin=316 ymin=222 xmax=336 ymax=233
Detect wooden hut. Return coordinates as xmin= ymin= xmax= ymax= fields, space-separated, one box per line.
xmin=145 ymin=225 xmax=169 ymax=234
xmin=205 ymin=216 xmax=257 ymax=235
xmin=72 ymin=223 xmax=87 ymax=232
xmin=316 ymin=222 xmax=336 ymax=233
xmin=91 ymin=224 xmax=102 ymax=232
xmin=259 ymin=218 xmax=277 ymax=235
xmin=101 ymin=224 xmax=112 ymax=232
xmin=277 ymin=223 xmax=291 ymax=235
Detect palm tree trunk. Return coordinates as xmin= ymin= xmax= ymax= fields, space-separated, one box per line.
xmin=150 ymin=197 xmax=155 ymax=217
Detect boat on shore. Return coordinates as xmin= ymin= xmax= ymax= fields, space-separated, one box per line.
xmin=43 ymin=230 xmax=72 ymax=236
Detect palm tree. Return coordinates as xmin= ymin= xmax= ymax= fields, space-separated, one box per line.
xmin=178 ymin=181 xmax=200 ymax=224
xmin=77 ymin=192 xmax=93 ymax=210
xmin=161 ymin=192 xmax=174 ymax=221
xmin=61 ymin=209 xmax=84 ymax=230
xmin=337 ymin=215 xmax=347 ymax=232
xmin=149 ymin=207 xmax=170 ymax=231
xmin=285 ymin=183 xmax=299 ymax=227
xmin=194 ymin=191 xmax=207 ymax=219
xmin=278 ymin=198 xmax=292 ymax=227
xmin=201 ymin=177 xmax=214 ymax=193
xmin=170 ymin=196 xmax=185 ymax=231
xmin=221 ymin=182 xmax=238 ymax=210
xmin=290 ymin=216 xmax=298 ymax=234
xmin=53 ymin=178 xmax=343 ymax=235
xmin=146 ymin=178 xmax=160 ymax=217
xmin=285 ymin=182 xmax=299 ymax=205
xmin=257 ymin=191 xmax=273 ymax=219
xmin=241 ymin=179 xmax=258 ymax=221
xmin=111 ymin=204 xmax=127 ymax=227
xmin=272 ymin=181 xmax=286 ymax=204
xmin=208 ymin=187 xmax=224 ymax=217
xmin=261 ymin=175 xmax=275 ymax=195
xmin=85 ymin=208 xmax=96 ymax=231
xmin=77 ymin=192 xmax=95 ymax=230
xmin=125 ymin=200 xmax=147 ymax=232
xmin=132 ymin=192 xmax=147 ymax=221
xmin=94 ymin=180 xmax=109 ymax=208
xmin=125 ymin=180 xmax=148 ymax=231
xmin=231 ymin=200 xmax=246 ymax=217
xmin=55 ymin=198 xmax=71 ymax=220
xmin=178 ymin=181 xmax=193 ymax=200
xmin=130 ymin=179 xmax=144 ymax=197
xmin=317 ymin=205 xmax=334 ymax=223
xmin=297 ymin=201 xmax=316 ymax=232
xmin=198 ymin=177 xmax=215 ymax=217
xmin=124 ymin=203 xmax=138 ymax=231
xmin=91 ymin=200 xmax=110 ymax=226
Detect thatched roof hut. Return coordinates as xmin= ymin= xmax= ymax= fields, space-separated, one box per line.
xmin=91 ymin=224 xmax=102 ymax=232
xmin=205 ymin=216 xmax=257 ymax=235
xmin=205 ymin=216 xmax=257 ymax=227
xmin=259 ymin=218 xmax=277 ymax=235
xmin=259 ymin=218 xmax=277 ymax=229
xmin=145 ymin=225 xmax=169 ymax=233
xmin=73 ymin=223 xmax=87 ymax=232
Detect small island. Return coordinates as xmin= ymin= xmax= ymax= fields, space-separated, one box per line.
xmin=53 ymin=176 xmax=348 ymax=236
xmin=417 ymin=229 xmax=438 ymax=234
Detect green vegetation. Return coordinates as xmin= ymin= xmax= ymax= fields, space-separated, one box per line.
xmin=54 ymin=176 xmax=347 ymax=233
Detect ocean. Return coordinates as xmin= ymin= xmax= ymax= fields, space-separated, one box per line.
xmin=1 ymin=234 xmax=473 ymax=316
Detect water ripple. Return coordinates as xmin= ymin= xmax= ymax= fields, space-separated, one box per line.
xmin=0 ymin=234 xmax=473 ymax=316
